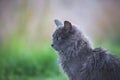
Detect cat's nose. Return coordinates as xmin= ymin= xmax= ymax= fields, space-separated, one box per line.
xmin=51 ymin=44 xmax=54 ymax=47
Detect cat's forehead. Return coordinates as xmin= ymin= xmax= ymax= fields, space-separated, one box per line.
xmin=53 ymin=27 xmax=63 ymax=37
xmin=56 ymin=27 xmax=63 ymax=32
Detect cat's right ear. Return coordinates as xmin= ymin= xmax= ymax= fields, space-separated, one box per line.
xmin=54 ymin=19 xmax=62 ymax=27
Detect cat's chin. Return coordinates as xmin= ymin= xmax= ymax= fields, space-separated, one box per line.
xmin=54 ymin=48 xmax=62 ymax=53
xmin=51 ymin=45 xmax=60 ymax=52
xmin=53 ymin=48 xmax=60 ymax=52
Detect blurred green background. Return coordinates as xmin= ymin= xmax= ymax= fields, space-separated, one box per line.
xmin=0 ymin=0 xmax=120 ymax=80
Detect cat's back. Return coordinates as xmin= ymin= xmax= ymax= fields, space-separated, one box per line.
xmin=80 ymin=47 xmax=120 ymax=80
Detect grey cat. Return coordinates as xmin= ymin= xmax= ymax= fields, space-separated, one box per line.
xmin=51 ymin=19 xmax=120 ymax=80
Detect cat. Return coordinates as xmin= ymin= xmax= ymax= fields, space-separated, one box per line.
xmin=51 ymin=19 xmax=120 ymax=80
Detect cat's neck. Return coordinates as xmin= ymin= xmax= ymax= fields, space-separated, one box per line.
xmin=59 ymin=44 xmax=93 ymax=61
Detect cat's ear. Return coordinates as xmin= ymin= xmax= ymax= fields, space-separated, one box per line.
xmin=64 ymin=21 xmax=72 ymax=30
xmin=54 ymin=19 xmax=62 ymax=27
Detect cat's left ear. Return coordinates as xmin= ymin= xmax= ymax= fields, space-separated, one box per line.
xmin=64 ymin=21 xmax=72 ymax=30
xmin=54 ymin=19 xmax=63 ymax=27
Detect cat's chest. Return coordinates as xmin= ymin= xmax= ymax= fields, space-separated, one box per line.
xmin=59 ymin=57 xmax=82 ymax=75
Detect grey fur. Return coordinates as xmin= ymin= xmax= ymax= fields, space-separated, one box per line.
xmin=51 ymin=20 xmax=120 ymax=80
xmin=54 ymin=19 xmax=63 ymax=27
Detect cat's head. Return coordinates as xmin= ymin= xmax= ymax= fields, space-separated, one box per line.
xmin=51 ymin=19 xmax=84 ymax=52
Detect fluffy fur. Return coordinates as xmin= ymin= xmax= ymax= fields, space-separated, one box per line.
xmin=51 ymin=20 xmax=120 ymax=80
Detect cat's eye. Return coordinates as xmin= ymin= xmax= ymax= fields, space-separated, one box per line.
xmin=56 ymin=37 xmax=61 ymax=41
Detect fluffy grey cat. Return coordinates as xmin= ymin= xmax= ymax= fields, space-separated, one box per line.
xmin=51 ymin=19 xmax=120 ymax=80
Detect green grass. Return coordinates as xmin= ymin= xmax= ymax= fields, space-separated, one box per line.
xmin=0 ymin=36 xmax=67 ymax=80
xmin=0 ymin=75 xmax=66 ymax=80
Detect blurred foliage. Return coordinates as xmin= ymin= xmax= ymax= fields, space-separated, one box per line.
xmin=0 ymin=37 xmax=66 ymax=80
xmin=94 ymin=37 xmax=120 ymax=56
